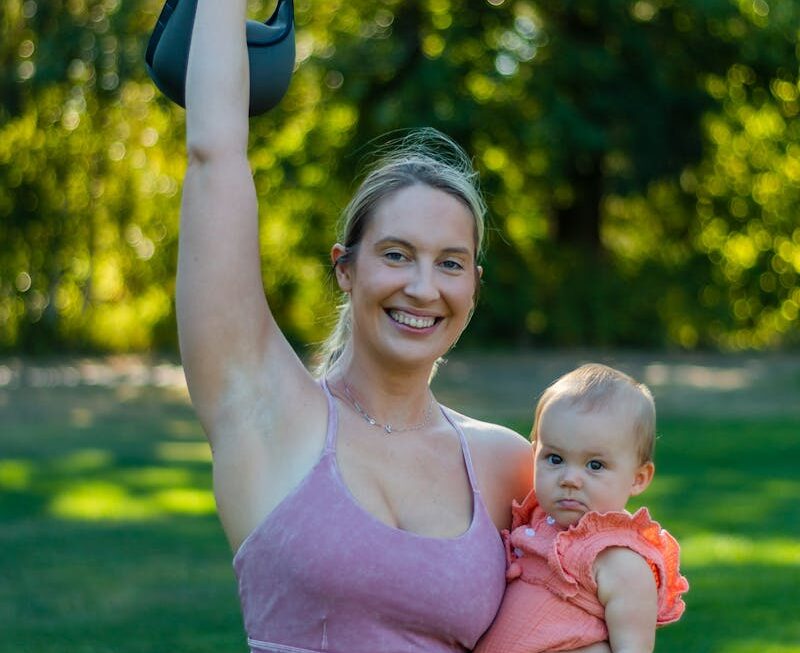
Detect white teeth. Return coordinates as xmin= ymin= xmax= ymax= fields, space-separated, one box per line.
xmin=389 ymin=310 xmax=436 ymax=329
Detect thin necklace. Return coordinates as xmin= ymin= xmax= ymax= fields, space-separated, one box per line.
xmin=343 ymin=383 xmax=435 ymax=435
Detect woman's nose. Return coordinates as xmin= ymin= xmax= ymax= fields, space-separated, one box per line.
xmin=404 ymin=265 xmax=439 ymax=302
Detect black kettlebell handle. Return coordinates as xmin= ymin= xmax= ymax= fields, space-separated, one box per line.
xmin=145 ymin=0 xmax=295 ymax=116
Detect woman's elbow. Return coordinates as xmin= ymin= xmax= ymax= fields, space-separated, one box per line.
xmin=186 ymin=139 xmax=247 ymax=170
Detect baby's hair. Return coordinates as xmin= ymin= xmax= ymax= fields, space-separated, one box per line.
xmin=531 ymin=363 xmax=656 ymax=464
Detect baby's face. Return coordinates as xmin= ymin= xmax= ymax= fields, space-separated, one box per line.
xmin=533 ymin=399 xmax=654 ymax=529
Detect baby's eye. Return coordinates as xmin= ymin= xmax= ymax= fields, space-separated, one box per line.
xmin=587 ymin=460 xmax=604 ymax=471
xmin=546 ymin=454 xmax=563 ymax=465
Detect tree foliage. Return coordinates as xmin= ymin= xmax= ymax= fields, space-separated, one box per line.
xmin=1 ymin=0 xmax=799 ymax=352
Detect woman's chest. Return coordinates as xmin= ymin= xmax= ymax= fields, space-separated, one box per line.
xmin=336 ymin=422 xmax=474 ymax=538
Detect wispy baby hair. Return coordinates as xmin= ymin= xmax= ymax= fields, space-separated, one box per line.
xmin=532 ymin=363 xmax=656 ymax=464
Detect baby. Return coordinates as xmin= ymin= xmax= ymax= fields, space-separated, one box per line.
xmin=476 ymin=363 xmax=688 ymax=653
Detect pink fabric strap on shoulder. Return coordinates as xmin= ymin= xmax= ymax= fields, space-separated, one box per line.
xmin=319 ymin=377 xmax=339 ymax=453
xmin=438 ymin=406 xmax=481 ymax=496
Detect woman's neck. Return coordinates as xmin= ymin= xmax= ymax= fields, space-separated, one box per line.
xmin=327 ymin=349 xmax=436 ymax=426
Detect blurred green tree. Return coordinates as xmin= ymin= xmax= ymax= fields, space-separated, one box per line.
xmin=1 ymin=0 xmax=798 ymax=352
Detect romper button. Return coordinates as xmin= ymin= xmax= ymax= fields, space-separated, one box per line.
xmin=525 ymin=528 xmax=535 ymax=537
xmin=513 ymin=547 xmax=524 ymax=558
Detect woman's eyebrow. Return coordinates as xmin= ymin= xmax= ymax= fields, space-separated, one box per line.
xmin=374 ymin=237 xmax=415 ymax=250
xmin=374 ymin=238 xmax=472 ymax=257
xmin=441 ymin=246 xmax=472 ymax=257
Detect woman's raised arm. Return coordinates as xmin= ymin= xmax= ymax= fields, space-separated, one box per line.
xmin=176 ymin=0 xmax=305 ymax=438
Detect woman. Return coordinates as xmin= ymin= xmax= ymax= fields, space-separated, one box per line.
xmin=178 ymin=2 xmax=610 ymax=652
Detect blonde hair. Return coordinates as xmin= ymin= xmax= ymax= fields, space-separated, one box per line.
xmin=313 ymin=129 xmax=487 ymax=378
xmin=531 ymin=363 xmax=656 ymax=464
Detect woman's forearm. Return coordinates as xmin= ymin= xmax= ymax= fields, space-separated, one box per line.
xmin=185 ymin=0 xmax=250 ymax=160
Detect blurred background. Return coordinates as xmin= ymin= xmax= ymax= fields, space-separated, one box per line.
xmin=2 ymin=0 xmax=799 ymax=354
xmin=1 ymin=1 xmax=799 ymax=652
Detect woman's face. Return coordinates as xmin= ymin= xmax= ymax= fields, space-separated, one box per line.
xmin=333 ymin=184 xmax=481 ymax=371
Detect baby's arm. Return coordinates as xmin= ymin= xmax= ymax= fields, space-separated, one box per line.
xmin=595 ymin=547 xmax=658 ymax=653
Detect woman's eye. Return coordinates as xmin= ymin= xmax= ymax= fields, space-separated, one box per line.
xmin=384 ymin=251 xmax=407 ymax=262
xmin=440 ymin=259 xmax=464 ymax=271
xmin=546 ymin=454 xmax=562 ymax=465
xmin=587 ymin=460 xmax=604 ymax=471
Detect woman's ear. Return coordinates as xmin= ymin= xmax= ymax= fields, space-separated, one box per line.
xmin=331 ymin=243 xmax=352 ymax=292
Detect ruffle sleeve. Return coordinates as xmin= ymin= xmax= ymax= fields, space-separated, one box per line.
xmin=554 ymin=507 xmax=689 ymax=625
xmin=509 ymin=488 xmax=541 ymax=531
xmin=503 ymin=489 xmax=543 ymax=580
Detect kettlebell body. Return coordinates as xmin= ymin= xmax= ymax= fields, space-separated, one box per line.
xmin=145 ymin=0 xmax=295 ymax=116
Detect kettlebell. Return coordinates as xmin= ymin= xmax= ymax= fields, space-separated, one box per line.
xmin=145 ymin=0 xmax=295 ymax=116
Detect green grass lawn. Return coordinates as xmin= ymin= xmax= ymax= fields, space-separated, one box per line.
xmin=1 ymin=363 xmax=799 ymax=652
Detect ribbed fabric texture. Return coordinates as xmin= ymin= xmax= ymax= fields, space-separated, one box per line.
xmin=475 ymin=490 xmax=688 ymax=653
xmin=232 ymin=381 xmax=507 ymax=653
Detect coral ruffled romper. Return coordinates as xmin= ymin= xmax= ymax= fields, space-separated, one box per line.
xmin=475 ymin=490 xmax=689 ymax=653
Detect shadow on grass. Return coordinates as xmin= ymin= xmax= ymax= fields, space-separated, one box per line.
xmin=1 ymin=381 xmax=799 ymax=652
xmin=0 ymin=384 xmax=245 ymax=653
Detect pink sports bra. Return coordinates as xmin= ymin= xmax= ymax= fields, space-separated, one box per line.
xmin=232 ymin=380 xmax=506 ymax=652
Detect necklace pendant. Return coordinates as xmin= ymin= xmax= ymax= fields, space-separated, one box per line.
xmin=384 ymin=424 xmax=393 ymax=435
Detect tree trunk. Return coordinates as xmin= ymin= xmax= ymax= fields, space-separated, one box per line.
xmin=554 ymin=155 xmax=604 ymax=253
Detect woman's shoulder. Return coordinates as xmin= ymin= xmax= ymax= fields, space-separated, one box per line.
xmin=444 ymin=407 xmax=531 ymax=454
xmin=442 ymin=407 xmax=533 ymax=528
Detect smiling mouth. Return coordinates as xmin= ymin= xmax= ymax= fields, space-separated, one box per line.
xmin=388 ymin=310 xmax=438 ymax=329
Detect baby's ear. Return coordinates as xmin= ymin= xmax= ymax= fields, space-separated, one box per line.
xmin=630 ymin=461 xmax=655 ymax=497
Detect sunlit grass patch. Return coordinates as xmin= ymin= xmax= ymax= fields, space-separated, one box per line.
xmin=153 ymin=487 xmax=217 ymax=515
xmin=156 ymin=440 xmax=211 ymax=463
xmin=0 ymin=459 xmax=33 ymax=491
xmin=681 ymin=533 xmax=800 ymax=567
xmin=723 ymin=644 xmax=800 ymax=653
xmin=53 ymin=448 xmax=115 ymax=473
xmin=49 ymin=480 xmax=163 ymax=521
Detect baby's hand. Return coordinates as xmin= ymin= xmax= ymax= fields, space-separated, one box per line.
xmin=502 ymin=528 xmax=523 ymax=580
xmin=506 ymin=560 xmax=522 ymax=581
